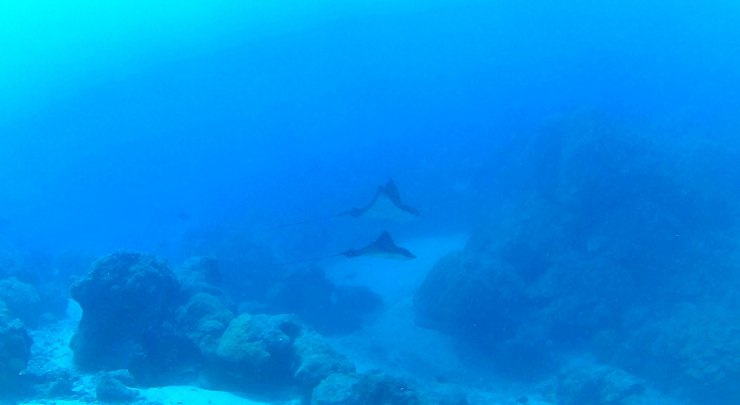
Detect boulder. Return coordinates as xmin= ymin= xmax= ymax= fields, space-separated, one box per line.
xmin=69 ymin=252 xmax=190 ymax=383
xmin=311 ymin=371 xmax=419 ymax=405
xmin=209 ymin=312 xmax=353 ymax=398
xmin=0 ymin=277 xmax=42 ymax=326
xmin=175 ymin=292 xmax=234 ymax=358
xmin=268 ymin=267 xmax=381 ymax=335
xmin=0 ymin=317 xmax=32 ymax=396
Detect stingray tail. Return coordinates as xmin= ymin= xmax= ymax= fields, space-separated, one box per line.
xmin=279 ymin=252 xmax=345 ymax=267
xmin=266 ymin=212 xmax=350 ymax=232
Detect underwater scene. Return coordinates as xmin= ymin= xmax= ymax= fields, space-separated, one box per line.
xmin=1 ymin=1 xmax=740 ymax=404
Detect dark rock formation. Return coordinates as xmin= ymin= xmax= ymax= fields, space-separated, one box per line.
xmin=311 ymin=371 xmax=420 ymax=405
xmin=555 ymin=361 xmax=682 ymax=405
xmin=69 ymin=252 xmax=193 ymax=383
xmin=175 ymin=292 xmax=234 ymax=358
xmin=178 ymin=227 xmax=284 ymax=303
xmin=95 ymin=372 xmax=140 ymax=403
xmin=68 ymin=251 xmax=365 ymax=398
xmin=0 ymin=277 xmax=42 ymax=326
xmin=293 ymin=329 xmax=355 ymax=389
xmin=208 ymin=313 xmax=353 ymax=397
xmin=175 ymin=256 xmax=222 ymax=296
xmin=413 ymin=115 xmax=740 ymax=390
xmin=0 ymin=316 xmax=32 ymax=397
xmin=268 ymin=267 xmax=382 ymax=335
xmin=606 ymin=302 xmax=740 ymax=403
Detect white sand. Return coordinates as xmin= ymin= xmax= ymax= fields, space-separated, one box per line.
xmin=326 ymin=233 xmax=467 ymax=304
xmin=20 ymin=386 xmax=285 ymax=405
xmin=140 ymin=386 xmax=280 ymax=405
xmin=326 ymin=233 xmax=471 ymax=378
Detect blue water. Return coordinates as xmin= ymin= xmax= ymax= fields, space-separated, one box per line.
xmin=1 ymin=1 xmax=739 ymax=404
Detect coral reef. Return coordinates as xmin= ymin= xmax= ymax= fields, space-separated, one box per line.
xmin=208 ymin=313 xmax=354 ymax=397
xmin=607 ymin=302 xmax=740 ymax=402
xmin=293 ymin=329 xmax=355 ymax=389
xmin=0 ymin=316 xmax=32 ymax=396
xmin=413 ymin=206 xmax=576 ymax=375
xmin=67 ymin=251 xmax=374 ymax=400
xmin=554 ymin=360 xmax=677 ymax=405
xmin=95 ymin=372 xmax=140 ymax=403
xmin=178 ymin=227 xmax=285 ymax=303
xmin=0 ymin=277 xmax=42 ymax=326
xmin=175 ymin=256 xmax=222 ymax=296
xmin=213 ymin=313 xmax=297 ymax=380
xmin=0 ymin=244 xmax=72 ymax=326
xmin=310 ymin=371 xmax=419 ymax=405
xmin=69 ymin=252 xmax=191 ymax=382
xmin=0 ymin=244 xmax=78 ymax=323
xmin=175 ymin=292 xmax=234 ymax=358
xmin=176 ymin=255 xmax=380 ymax=335
xmin=413 ymin=115 xmax=740 ymax=402
xmin=267 ymin=267 xmax=382 ymax=335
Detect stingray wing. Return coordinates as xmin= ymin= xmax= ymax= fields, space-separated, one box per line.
xmin=349 ymin=181 xmax=420 ymax=220
xmin=382 ymin=180 xmax=402 ymax=203
xmin=343 ymin=232 xmax=416 ymax=260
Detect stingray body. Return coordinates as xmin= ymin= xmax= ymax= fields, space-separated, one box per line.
xmin=342 ymin=231 xmax=416 ymax=260
xmin=268 ymin=180 xmax=420 ymax=231
xmin=343 ymin=180 xmax=420 ymax=222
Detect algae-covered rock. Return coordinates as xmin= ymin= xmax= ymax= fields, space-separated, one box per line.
xmin=96 ymin=373 xmax=140 ymax=403
xmin=555 ymin=360 xmax=683 ymax=405
xmin=0 ymin=277 xmax=41 ymax=326
xmin=216 ymin=313 xmax=297 ymax=366
xmin=268 ymin=267 xmax=381 ymax=335
xmin=211 ymin=313 xmax=300 ymax=391
xmin=0 ymin=317 xmax=32 ymax=395
xmin=311 ymin=371 xmax=419 ymax=405
xmin=69 ymin=252 xmax=189 ymax=381
xmin=176 ymin=292 xmax=234 ymax=357
xmin=208 ymin=312 xmax=354 ymax=398
xmin=293 ymin=330 xmax=354 ymax=388
xmin=176 ymin=256 xmax=222 ymax=295
xmin=612 ymin=302 xmax=740 ymax=403
xmin=311 ymin=373 xmax=357 ymax=405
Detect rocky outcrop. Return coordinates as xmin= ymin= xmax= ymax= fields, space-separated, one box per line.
xmin=69 ymin=252 xmax=192 ymax=383
xmin=208 ymin=313 xmax=354 ymax=396
xmin=0 ymin=316 xmax=32 ymax=396
xmin=311 ymin=371 xmax=420 ymax=405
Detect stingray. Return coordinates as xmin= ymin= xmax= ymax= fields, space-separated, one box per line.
xmin=278 ymin=231 xmax=417 ymax=267
xmin=341 ymin=231 xmax=417 ymax=260
xmin=341 ymin=180 xmax=421 ymax=222
xmin=269 ymin=180 xmax=420 ymax=230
